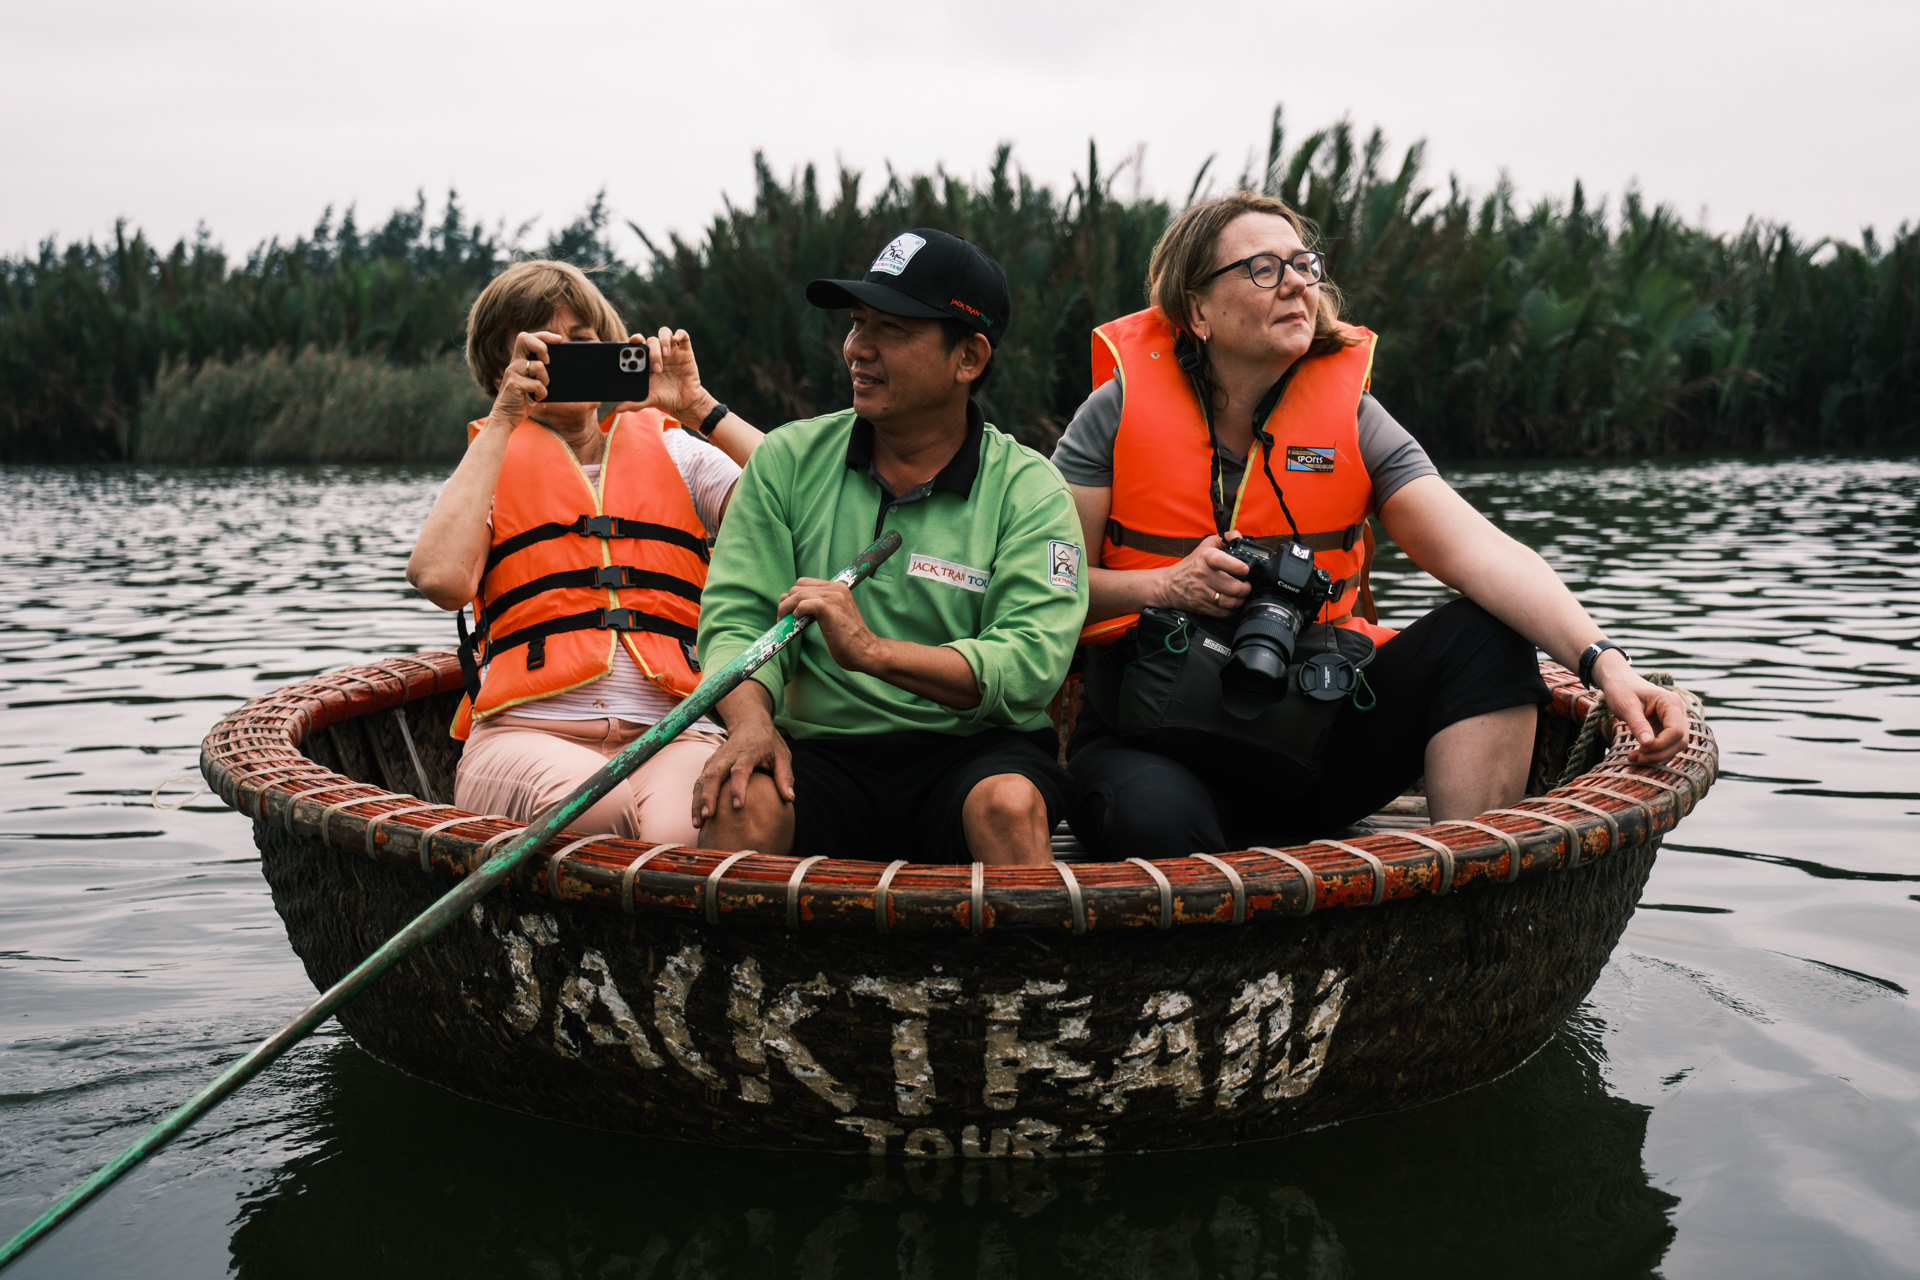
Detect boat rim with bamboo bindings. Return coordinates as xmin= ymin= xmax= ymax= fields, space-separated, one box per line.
xmin=199 ymin=650 xmax=1717 ymax=1157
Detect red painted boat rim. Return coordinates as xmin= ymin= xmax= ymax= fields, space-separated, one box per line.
xmin=200 ymin=651 xmax=1718 ymax=933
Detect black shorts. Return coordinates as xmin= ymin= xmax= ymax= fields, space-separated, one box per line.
xmin=1064 ymin=598 xmax=1550 ymax=858
xmin=788 ymin=728 xmax=1069 ymax=864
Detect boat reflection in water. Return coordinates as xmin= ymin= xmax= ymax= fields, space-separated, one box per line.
xmin=228 ymin=1015 xmax=1673 ymax=1279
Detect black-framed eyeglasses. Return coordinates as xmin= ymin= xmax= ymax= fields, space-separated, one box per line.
xmin=1203 ymin=251 xmax=1326 ymax=289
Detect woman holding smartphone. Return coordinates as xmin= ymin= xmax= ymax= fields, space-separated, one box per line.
xmin=407 ymin=259 xmax=760 ymax=842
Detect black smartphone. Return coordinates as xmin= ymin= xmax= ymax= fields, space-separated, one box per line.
xmin=541 ymin=341 xmax=650 ymax=404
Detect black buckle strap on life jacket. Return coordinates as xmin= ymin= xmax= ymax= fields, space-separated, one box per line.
xmin=477 ymin=565 xmax=703 ymax=630
xmin=1104 ymin=517 xmax=1368 ymax=559
xmin=488 ymin=607 xmax=702 ymax=672
xmin=1358 ymin=519 xmax=1379 ymax=625
xmin=454 ymin=606 xmax=485 ymax=703
xmin=484 ymin=515 xmax=710 ymax=574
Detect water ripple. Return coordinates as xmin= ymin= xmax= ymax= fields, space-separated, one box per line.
xmin=1 ymin=456 xmax=1915 ymax=1278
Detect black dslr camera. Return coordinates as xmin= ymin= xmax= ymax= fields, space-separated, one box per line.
xmin=1218 ymin=538 xmax=1353 ymax=718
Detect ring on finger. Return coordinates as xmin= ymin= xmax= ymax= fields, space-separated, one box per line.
xmin=1213 ymin=589 xmax=1221 ymax=605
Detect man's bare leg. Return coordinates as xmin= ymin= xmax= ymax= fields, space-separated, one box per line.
xmin=962 ymin=773 xmax=1053 ymax=866
xmin=700 ymin=773 xmax=796 ymax=855
xmin=1423 ymin=703 xmax=1536 ymax=821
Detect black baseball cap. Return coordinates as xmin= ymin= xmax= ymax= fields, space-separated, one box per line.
xmin=806 ymin=228 xmax=1011 ymax=346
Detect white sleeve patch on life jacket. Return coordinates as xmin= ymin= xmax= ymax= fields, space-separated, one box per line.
xmin=1048 ymin=540 xmax=1082 ymax=592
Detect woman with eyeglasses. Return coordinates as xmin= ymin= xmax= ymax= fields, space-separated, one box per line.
xmin=1050 ymin=190 xmax=1689 ymax=858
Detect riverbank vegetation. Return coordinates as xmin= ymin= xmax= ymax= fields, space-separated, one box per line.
xmin=3 ymin=107 xmax=1913 ymax=463
xmin=135 ymin=350 xmax=485 ymax=465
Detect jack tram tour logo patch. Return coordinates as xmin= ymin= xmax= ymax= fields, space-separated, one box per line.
xmin=1048 ymin=540 xmax=1081 ymax=591
xmin=870 ymin=233 xmax=927 ymax=277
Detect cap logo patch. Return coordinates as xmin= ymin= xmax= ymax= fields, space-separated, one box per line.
xmin=1048 ymin=540 xmax=1081 ymax=592
xmin=948 ymin=297 xmax=989 ymax=325
xmin=908 ymin=552 xmax=990 ymax=593
xmin=870 ymin=233 xmax=928 ymax=277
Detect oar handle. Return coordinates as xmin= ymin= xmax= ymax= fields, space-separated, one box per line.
xmin=833 ymin=528 xmax=902 ymax=587
xmin=0 ymin=531 xmax=904 ymax=1272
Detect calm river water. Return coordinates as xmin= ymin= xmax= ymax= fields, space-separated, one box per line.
xmin=1 ymin=456 xmax=1915 ymax=1278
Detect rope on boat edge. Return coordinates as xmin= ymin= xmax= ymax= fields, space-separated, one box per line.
xmin=417 ymin=813 xmax=482 ymax=872
xmin=546 ymin=833 xmax=602 ymax=898
xmin=1052 ymin=861 xmax=1088 ymax=933
xmin=1545 ymin=795 xmax=1621 ymax=854
xmin=218 ymin=652 xmax=1716 ymax=931
xmin=277 ymin=783 xmax=342 ymax=831
xmin=704 ymin=850 xmax=756 ymax=923
xmin=1250 ymin=847 xmax=1316 ymax=915
xmin=1591 ymin=765 xmax=1692 ymax=814
xmin=1394 ymin=830 xmax=1455 ymax=895
xmin=874 ymin=859 xmax=910 ymax=934
xmin=1431 ymin=820 xmax=1523 ymax=882
xmin=316 ymin=790 xmax=413 ymax=847
xmin=364 ymin=804 xmax=445 ymax=859
xmin=785 ymin=855 xmax=827 ymax=929
xmin=1125 ymin=857 xmax=1174 ymax=929
xmin=1191 ymin=853 xmax=1246 ymax=923
xmin=620 ymin=845 xmax=678 ymax=914
xmin=1485 ymin=807 xmax=1586 ymax=869
xmin=1310 ymin=840 xmax=1386 ymax=907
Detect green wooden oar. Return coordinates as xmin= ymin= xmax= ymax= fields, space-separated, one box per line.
xmin=0 ymin=529 xmax=903 ymax=1272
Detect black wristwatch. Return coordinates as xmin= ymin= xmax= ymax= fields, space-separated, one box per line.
xmin=693 ymin=402 xmax=729 ymax=439
xmin=1578 ymin=640 xmax=1629 ymax=688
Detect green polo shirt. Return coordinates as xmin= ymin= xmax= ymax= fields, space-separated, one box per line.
xmin=697 ymin=402 xmax=1089 ymax=739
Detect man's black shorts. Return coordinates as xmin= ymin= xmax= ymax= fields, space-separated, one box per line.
xmin=787 ymin=728 xmax=1068 ymax=864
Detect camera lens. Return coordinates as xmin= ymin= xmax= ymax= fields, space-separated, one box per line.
xmin=1221 ymin=601 xmax=1302 ymax=719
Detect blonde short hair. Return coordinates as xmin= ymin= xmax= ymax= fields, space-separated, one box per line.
xmin=465 ymin=260 xmax=626 ymax=395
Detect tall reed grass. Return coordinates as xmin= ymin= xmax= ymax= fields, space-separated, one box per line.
xmin=2 ymin=107 xmax=1913 ymax=463
xmin=617 ymin=144 xmax=1165 ymax=451
xmin=134 ymin=349 xmax=485 ymax=464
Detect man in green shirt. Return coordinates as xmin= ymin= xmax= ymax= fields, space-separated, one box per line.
xmin=691 ymin=229 xmax=1088 ymax=865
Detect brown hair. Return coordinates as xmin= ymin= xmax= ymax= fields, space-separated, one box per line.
xmin=465 ymin=260 xmax=626 ymax=394
xmin=1147 ymin=192 xmax=1361 ymax=412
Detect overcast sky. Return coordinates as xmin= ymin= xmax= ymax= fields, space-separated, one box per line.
xmin=6 ymin=0 xmax=1915 ymax=260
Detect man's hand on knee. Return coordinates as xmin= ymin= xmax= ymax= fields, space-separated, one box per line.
xmin=692 ymin=683 xmax=793 ymax=833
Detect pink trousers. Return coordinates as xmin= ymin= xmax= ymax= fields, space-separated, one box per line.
xmin=454 ymin=714 xmax=722 ymax=845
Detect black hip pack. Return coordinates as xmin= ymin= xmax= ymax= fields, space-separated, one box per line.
xmin=1082 ymin=607 xmax=1376 ymax=777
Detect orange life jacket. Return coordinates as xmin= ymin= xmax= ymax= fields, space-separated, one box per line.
xmin=1081 ymin=307 xmax=1397 ymax=648
xmin=450 ymin=409 xmax=708 ymax=740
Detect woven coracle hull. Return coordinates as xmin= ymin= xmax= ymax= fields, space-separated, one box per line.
xmin=204 ymin=652 xmax=1717 ymax=1156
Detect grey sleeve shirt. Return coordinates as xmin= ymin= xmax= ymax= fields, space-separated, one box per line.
xmin=1050 ymin=378 xmax=1438 ymax=513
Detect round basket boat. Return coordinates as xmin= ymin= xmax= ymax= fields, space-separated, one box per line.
xmin=200 ymin=652 xmax=1717 ymax=1158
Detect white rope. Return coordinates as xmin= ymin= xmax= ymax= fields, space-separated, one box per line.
xmin=150 ymin=774 xmax=211 ymax=811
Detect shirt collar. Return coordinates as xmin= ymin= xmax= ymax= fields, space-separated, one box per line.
xmin=843 ymin=400 xmax=985 ymax=500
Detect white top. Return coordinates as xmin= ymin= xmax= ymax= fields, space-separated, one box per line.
xmin=488 ymin=429 xmax=740 ymax=732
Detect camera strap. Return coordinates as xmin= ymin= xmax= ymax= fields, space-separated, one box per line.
xmin=1252 ymin=422 xmax=1303 ymax=542
xmin=1178 ymin=330 xmax=1305 ymax=542
xmin=1174 ymin=332 xmax=1237 ymax=538
xmin=1245 ymin=370 xmax=1305 ymax=541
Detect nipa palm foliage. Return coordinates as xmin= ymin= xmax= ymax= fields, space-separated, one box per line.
xmin=1 ymin=105 xmax=1912 ymax=464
